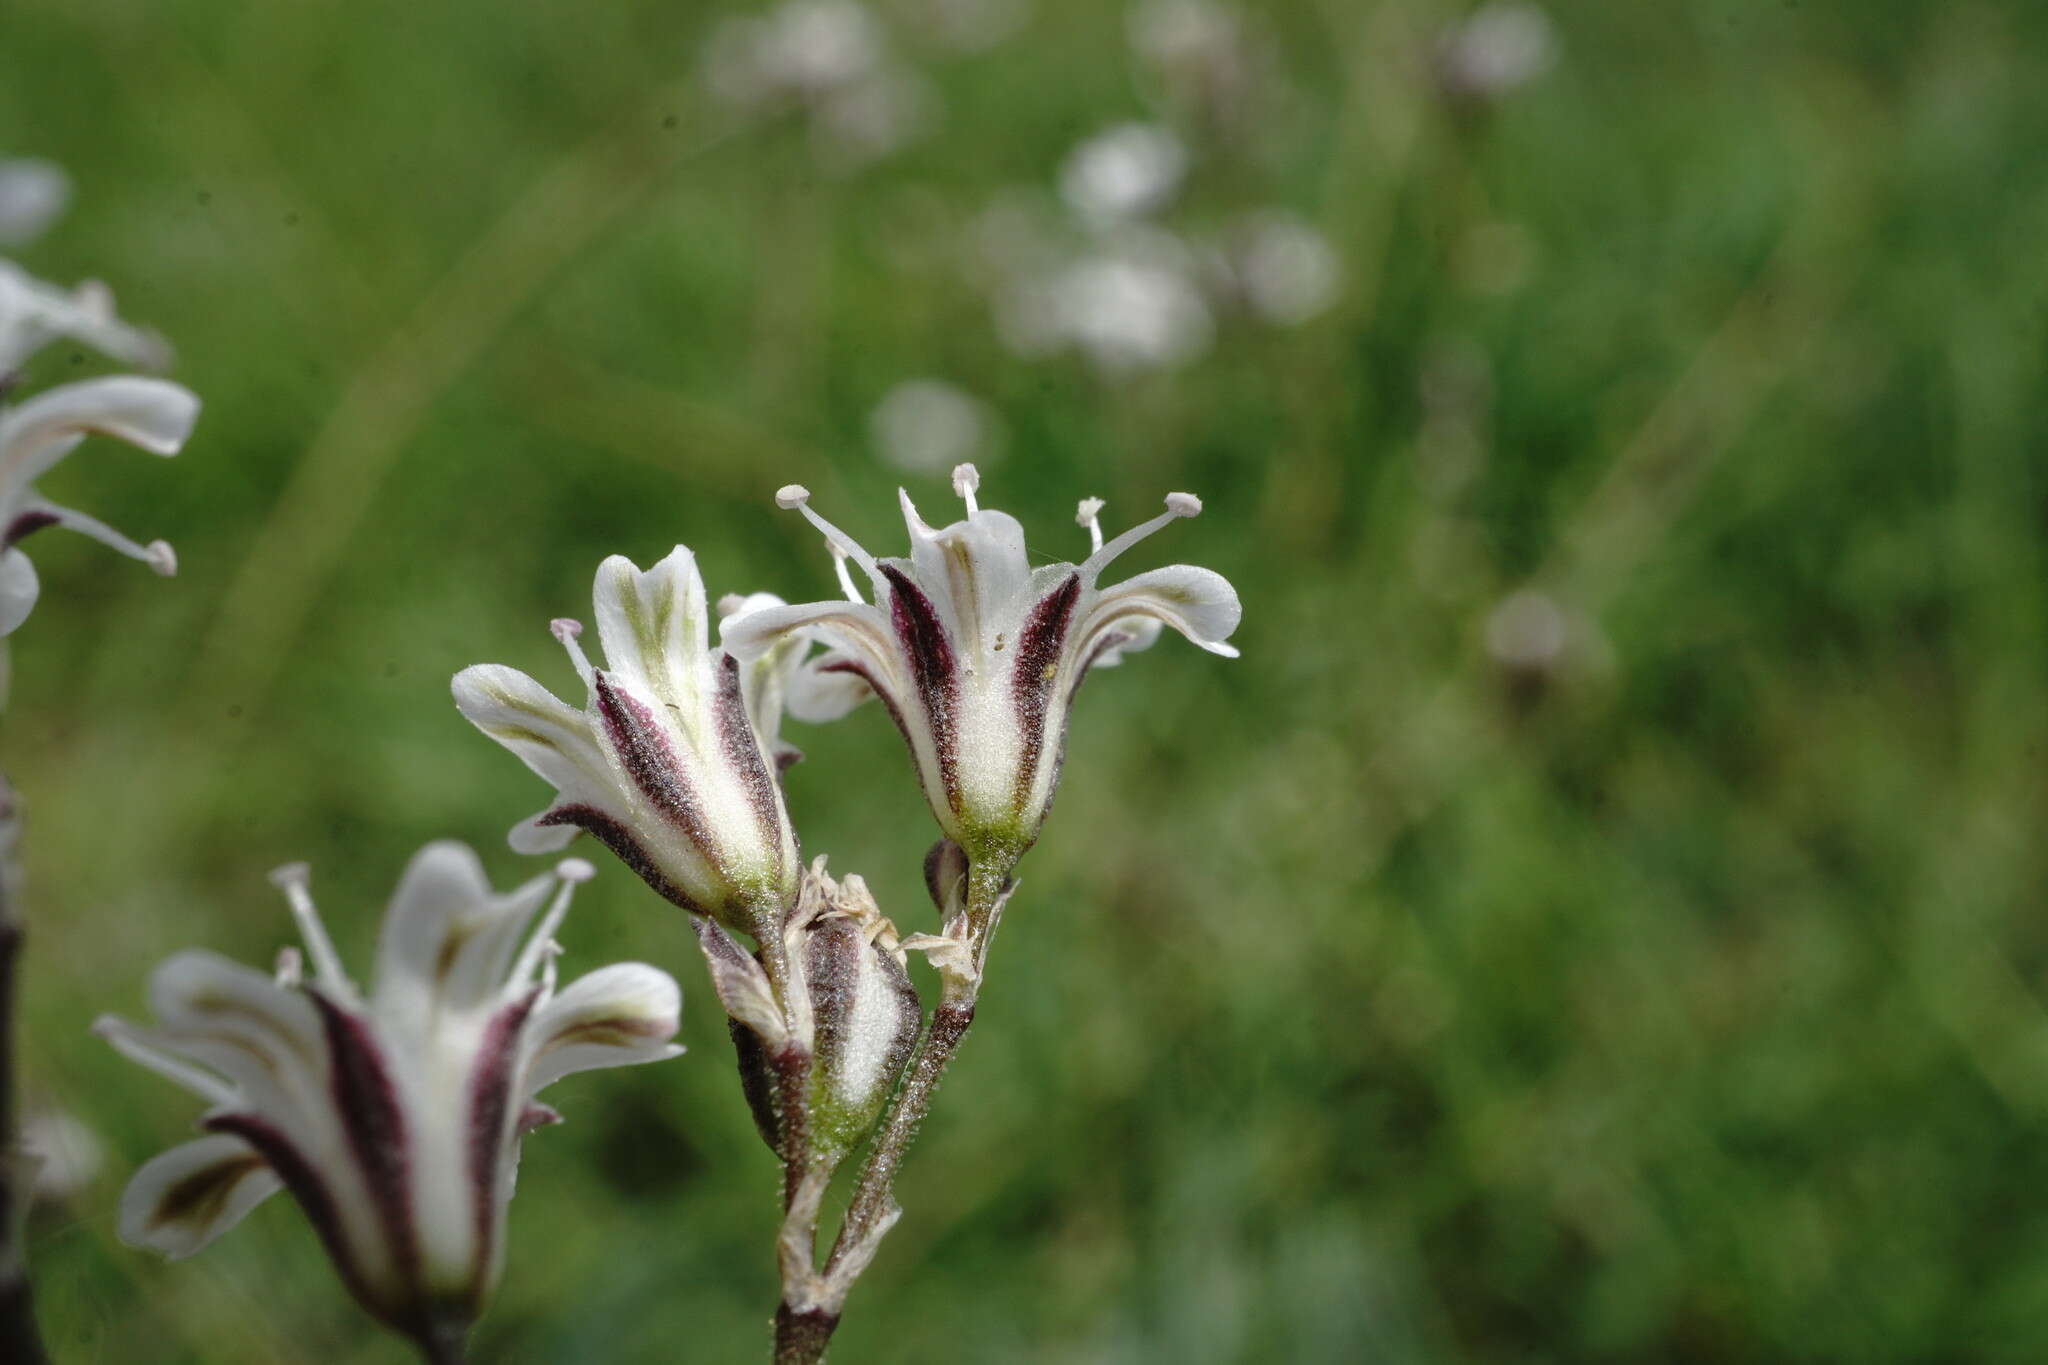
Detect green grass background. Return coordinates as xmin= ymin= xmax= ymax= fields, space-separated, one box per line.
xmin=5 ymin=0 xmax=2047 ymax=1359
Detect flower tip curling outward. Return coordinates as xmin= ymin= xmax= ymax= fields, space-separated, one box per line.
xmin=0 ymin=375 xmax=200 ymax=636
xmin=99 ymin=844 xmax=684 ymax=1351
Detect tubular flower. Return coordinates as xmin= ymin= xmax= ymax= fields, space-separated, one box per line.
xmin=720 ymin=464 xmax=1241 ymax=864
xmin=0 ymin=375 xmax=198 ymax=636
xmin=453 ymin=548 xmax=802 ymax=936
xmin=95 ymin=844 xmax=683 ymax=1356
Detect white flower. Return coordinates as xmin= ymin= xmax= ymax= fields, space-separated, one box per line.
xmin=0 ymin=159 xmax=70 ymax=248
xmin=869 ymin=379 xmax=999 ymax=476
xmin=1058 ymin=123 xmax=1188 ymax=231
xmin=453 ymin=548 xmax=804 ymax=934
xmin=0 ymin=261 xmax=171 ymax=376
xmin=721 ymin=467 xmax=1240 ymax=864
xmin=96 ymin=844 xmax=682 ymax=1355
xmin=703 ymin=0 xmax=930 ymax=170
xmin=998 ymin=229 xmax=1214 ymax=373
xmin=0 ymin=376 xmax=198 ymax=637
xmin=1435 ymin=2 xmax=1557 ymax=101
xmin=1216 ymin=210 xmax=1340 ymax=325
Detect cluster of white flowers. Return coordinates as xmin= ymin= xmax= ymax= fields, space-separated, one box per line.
xmin=946 ymin=3 xmax=1340 ymax=378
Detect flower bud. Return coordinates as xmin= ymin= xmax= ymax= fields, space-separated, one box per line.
xmin=727 ymin=862 xmax=921 ymax=1167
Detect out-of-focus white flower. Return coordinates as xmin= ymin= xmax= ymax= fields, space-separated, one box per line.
xmin=0 ymin=160 xmax=70 ymax=248
xmin=723 ymin=470 xmax=1240 ymax=865
xmin=453 ymin=549 xmax=805 ymax=936
xmin=0 ymin=376 xmax=198 ymax=637
xmin=870 ymin=379 xmax=999 ymax=476
xmin=1128 ymin=0 xmax=1266 ymax=130
xmin=999 ymin=229 xmax=1214 ymax=373
xmin=0 ymin=264 xmax=171 ymax=377
xmin=705 ymin=0 xmax=931 ymax=169
xmin=1485 ymin=588 xmax=1568 ymax=671
xmin=20 ymin=1109 xmax=105 ymax=1202
xmin=97 ymin=845 xmax=682 ymax=1358
xmin=811 ymin=68 xmax=934 ymax=169
xmin=1059 ymin=123 xmax=1188 ymax=230
xmin=888 ymin=0 xmax=1028 ymax=53
xmin=1435 ymin=2 xmax=1557 ymax=101
xmin=1215 ymin=210 xmax=1340 ymax=325
xmin=710 ymin=0 xmax=885 ymax=101
xmin=1129 ymin=0 xmax=1238 ymax=69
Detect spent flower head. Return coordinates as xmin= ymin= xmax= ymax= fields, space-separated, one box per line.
xmin=97 ymin=844 xmax=682 ymax=1357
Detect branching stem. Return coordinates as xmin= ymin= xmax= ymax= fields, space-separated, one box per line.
xmin=771 ymin=856 xmax=1009 ymax=1364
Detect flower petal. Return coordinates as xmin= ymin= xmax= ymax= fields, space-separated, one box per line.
xmin=117 ymin=1133 xmax=283 ymax=1259
xmin=146 ymin=951 xmax=326 ymax=1103
xmin=452 ymin=663 xmax=626 ymax=842
xmin=523 ymin=963 xmax=683 ymax=1096
xmin=894 ymin=491 xmax=1036 ymax=648
xmin=373 ymin=841 xmax=552 ymax=1023
xmin=785 ymin=652 xmax=874 ymax=723
xmin=1078 ymin=564 xmax=1241 ymax=659
xmin=0 ymin=375 xmax=199 ymax=496
xmin=720 ymin=597 xmax=897 ymax=678
xmin=591 ymin=549 xmax=710 ymax=710
xmin=0 ymin=547 xmax=38 ymax=637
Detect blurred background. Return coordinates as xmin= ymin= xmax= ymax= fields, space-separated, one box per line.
xmin=4 ymin=0 xmax=2046 ymax=1359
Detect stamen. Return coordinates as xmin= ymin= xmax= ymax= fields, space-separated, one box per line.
xmin=273 ymin=945 xmax=304 ymax=988
xmin=550 ymin=617 xmax=595 ymax=684
xmin=773 ymin=484 xmax=881 ymax=582
xmin=1078 ymin=490 xmax=1205 ymax=582
xmin=952 ymin=463 xmax=981 ymax=516
xmin=32 ymin=502 xmax=177 ymax=574
xmin=1076 ymin=497 xmax=1105 ymax=554
xmin=830 ymin=543 xmax=863 ymax=603
xmin=267 ymin=862 xmax=352 ymax=993
xmin=92 ymin=1017 xmax=239 ymax=1108
xmin=509 ymin=858 xmax=593 ymax=991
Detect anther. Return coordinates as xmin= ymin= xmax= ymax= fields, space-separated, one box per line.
xmin=952 ymin=463 xmax=981 ymax=515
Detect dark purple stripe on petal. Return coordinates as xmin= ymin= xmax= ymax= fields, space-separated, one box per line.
xmin=537 ymin=803 xmax=707 ymax=914
xmin=308 ymin=993 xmax=418 ymax=1293
xmin=591 ymin=670 xmax=723 ymax=859
xmin=879 ymin=565 xmax=960 ymax=810
xmin=465 ymin=987 xmax=540 ymax=1303
xmin=1008 ymin=573 xmax=1079 ymax=815
xmin=205 ymin=1111 xmax=382 ymax=1323
xmin=3 ymin=510 xmax=58 ymax=549
xmin=712 ymin=653 xmax=792 ymax=868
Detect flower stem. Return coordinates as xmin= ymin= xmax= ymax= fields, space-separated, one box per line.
xmin=0 ymin=777 xmax=49 ymax=1365
xmin=773 ymin=1301 xmax=840 ymax=1365
xmin=784 ymin=856 xmax=1007 ymax=1364
xmin=414 ymin=1318 xmax=470 ymax=1365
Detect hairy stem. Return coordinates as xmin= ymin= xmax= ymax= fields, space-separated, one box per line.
xmin=0 ymin=778 xmax=47 ymax=1365
xmin=783 ymin=855 xmax=1008 ymax=1365
xmin=773 ymin=1302 xmax=839 ymax=1365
